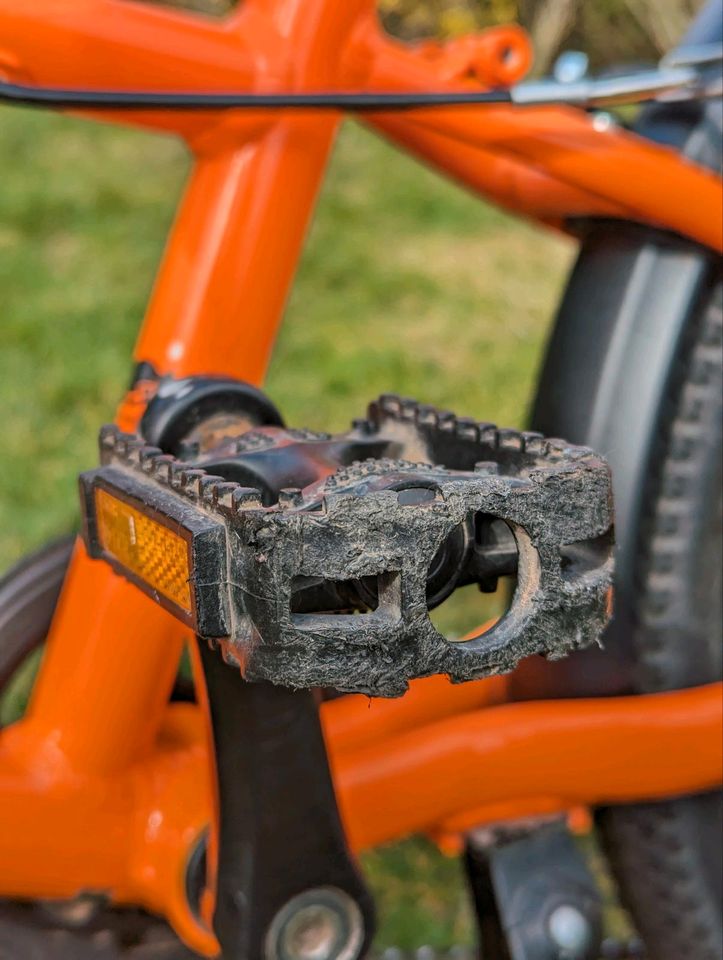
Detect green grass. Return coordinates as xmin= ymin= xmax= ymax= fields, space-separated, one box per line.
xmin=0 ymin=106 xmax=573 ymax=949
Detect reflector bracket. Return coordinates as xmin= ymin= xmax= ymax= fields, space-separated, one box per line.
xmin=80 ymin=466 xmax=229 ymax=638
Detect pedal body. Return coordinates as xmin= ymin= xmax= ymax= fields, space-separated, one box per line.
xmin=80 ymin=394 xmax=613 ymax=696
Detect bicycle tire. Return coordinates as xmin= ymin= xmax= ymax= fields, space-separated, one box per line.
xmin=0 ymin=537 xmax=73 ymax=685
xmin=597 ymin=279 xmax=722 ymax=960
xmin=527 ymin=234 xmax=722 ymax=960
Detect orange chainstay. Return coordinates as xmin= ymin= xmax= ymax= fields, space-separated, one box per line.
xmin=1 ymin=624 xmax=721 ymax=955
xmin=0 ymin=0 xmax=721 ymax=955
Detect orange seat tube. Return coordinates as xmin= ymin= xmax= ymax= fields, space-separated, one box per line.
xmin=135 ymin=116 xmax=339 ymax=384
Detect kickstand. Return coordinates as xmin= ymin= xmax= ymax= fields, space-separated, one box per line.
xmin=464 ymin=819 xmax=604 ymax=960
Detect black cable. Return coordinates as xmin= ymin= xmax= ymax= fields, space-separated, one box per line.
xmin=0 ymin=79 xmax=512 ymax=112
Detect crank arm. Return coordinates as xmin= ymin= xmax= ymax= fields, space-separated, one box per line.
xmin=197 ymin=639 xmax=375 ymax=960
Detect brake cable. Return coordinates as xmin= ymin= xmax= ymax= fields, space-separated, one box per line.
xmin=0 ymin=81 xmax=511 ymax=111
xmin=0 ymin=58 xmax=717 ymax=113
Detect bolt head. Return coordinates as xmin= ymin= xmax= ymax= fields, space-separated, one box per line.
xmin=266 ymin=887 xmax=364 ymax=960
xmin=547 ymin=904 xmax=593 ymax=957
xmin=553 ymin=50 xmax=589 ymax=84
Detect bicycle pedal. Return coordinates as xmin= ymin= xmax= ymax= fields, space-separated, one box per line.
xmin=80 ymin=394 xmax=613 ymax=696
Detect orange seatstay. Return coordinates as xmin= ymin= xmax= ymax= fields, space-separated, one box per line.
xmin=0 ymin=0 xmax=720 ymax=955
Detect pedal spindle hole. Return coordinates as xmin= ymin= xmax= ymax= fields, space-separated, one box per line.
xmin=430 ymin=513 xmax=519 ymax=641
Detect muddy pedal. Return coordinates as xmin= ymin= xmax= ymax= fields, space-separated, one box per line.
xmin=80 ymin=394 xmax=613 ymax=696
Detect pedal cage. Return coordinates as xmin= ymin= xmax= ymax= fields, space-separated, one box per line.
xmin=81 ymin=393 xmax=613 ymax=696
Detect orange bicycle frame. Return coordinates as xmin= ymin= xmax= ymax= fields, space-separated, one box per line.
xmin=0 ymin=1 xmax=721 ymax=955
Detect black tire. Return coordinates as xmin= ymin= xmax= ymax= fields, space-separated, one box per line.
xmin=526 ymin=243 xmax=722 ymax=960
xmin=0 ymin=537 xmax=73 ymax=687
xmin=0 ymin=538 xmax=198 ymax=958
xmin=521 ymin=67 xmax=723 ymax=954
xmin=597 ymin=280 xmax=722 ymax=960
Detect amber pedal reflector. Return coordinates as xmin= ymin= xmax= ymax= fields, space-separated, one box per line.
xmin=94 ymin=486 xmax=192 ymax=613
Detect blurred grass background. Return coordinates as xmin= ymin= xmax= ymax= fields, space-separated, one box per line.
xmin=161 ymin=0 xmax=702 ymax=74
xmin=0 ymin=0 xmax=700 ymax=950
